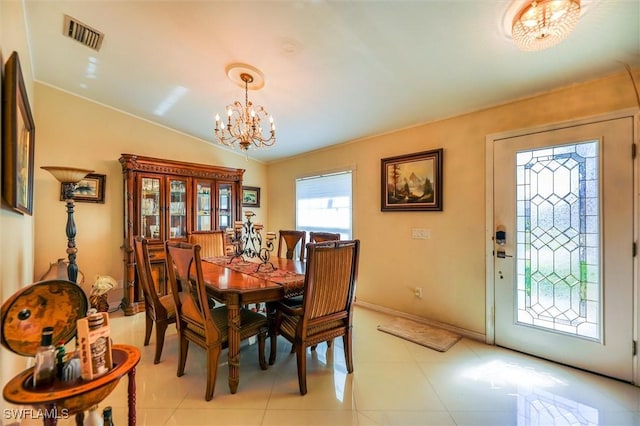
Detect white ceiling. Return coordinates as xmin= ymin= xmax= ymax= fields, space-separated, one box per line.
xmin=23 ymin=0 xmax=640 ymax=163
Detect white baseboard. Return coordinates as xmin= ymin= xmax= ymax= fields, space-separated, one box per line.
xmin=355 ymin=300 xmax=486 ymax=343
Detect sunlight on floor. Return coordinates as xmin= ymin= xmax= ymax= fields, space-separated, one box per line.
xmin=462 ymin=359 xmax=567 ymax=389
xmin=461 ymin=359 xmax=599 ymax=425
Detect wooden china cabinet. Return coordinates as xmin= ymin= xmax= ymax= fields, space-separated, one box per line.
xmin=120 ymin=154 xmax=244 ymax=315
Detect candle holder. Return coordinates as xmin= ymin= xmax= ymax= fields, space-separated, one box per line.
xmin=226 ymin=222 xmax=245 ymax=263
xmin=257 ymin=231 xmax=277 ymax=271
xmin=226 ymin=211 xmax=276 ymax=271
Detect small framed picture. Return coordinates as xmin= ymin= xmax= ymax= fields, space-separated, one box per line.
xmin=242 ymin=186 xmax=260 ymax=207
xmin=381 ymin=148 xmax=443 ymax=211
xmin=61 ymin=173 xmax=106 ymax=203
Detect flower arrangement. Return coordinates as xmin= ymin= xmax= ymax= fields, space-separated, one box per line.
xmin=91 ymin=275 xmax=117 ymax=296
xmin=89 ymin=275 xmax=117 ymax=312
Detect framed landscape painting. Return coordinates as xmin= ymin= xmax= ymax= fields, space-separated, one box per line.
xmin=60 ymin=173 xmax=106 ymax=203
xmin=2 ymin=51 xmax=35 ymax=215
xmin=381 ymin=148 xmax=443 ymax=211
xmin=242 ymin=186 xmax=260 ymax=207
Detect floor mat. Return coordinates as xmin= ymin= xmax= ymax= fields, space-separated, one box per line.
xmin=377 ymin=317 xmax=462 ymax=352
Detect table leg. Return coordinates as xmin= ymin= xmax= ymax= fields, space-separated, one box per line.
xmin=227 ymin=294 xmax=241 ymax=394
xmin=74 ymin=411 xmax=84 ymax=426
xmin=266 ymin=302 xmax=277 ymax=365
xmin=128 ymin=366 xmax=137 ymax=426
xmin=40 ymin=404 xmax=59 ymax=426
xmin=43 ymin=413 xmax=57 ymax=426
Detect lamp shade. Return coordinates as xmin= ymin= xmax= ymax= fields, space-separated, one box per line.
xmin=41 ymin=166 xmax=94 ymax=183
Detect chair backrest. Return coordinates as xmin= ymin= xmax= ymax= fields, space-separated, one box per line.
xmin=133 ymin=236 xmax=166 ymax=319
xmin=277 ymin=230 xmax=306 ymax=261
xmin=309 ymin=232 xmax=340 ymax=243
xmin=301 ymin=240 xmax=360 ymax=323
xmin=188 ymin=231 xmax=226 ymax=258
xmin=165 ymin=241 xmax=221 ymax=341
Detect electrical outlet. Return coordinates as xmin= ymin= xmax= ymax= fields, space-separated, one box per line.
xmin=414 ymin=287 xmax=423 ymax=298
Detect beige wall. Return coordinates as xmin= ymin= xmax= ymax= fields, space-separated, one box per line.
xmin=1 ymin=0 xmax=38 ymax=409
xmin=267 ymin=70 xmax=639 ymax=336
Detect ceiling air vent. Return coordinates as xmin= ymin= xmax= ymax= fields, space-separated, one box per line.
xmin=63 ymin=15 xmax=104 ymax=51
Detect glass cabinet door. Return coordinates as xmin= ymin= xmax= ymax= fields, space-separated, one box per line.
xmin=168 ymin=178 xmax=188 ymax=239
xmin=195 ymin=180 xmax=212 ymax=231
xmin=140 ymin=177 xmax=161 ymax=240
xmin=217 ymin=182 xmax=233 ymax=230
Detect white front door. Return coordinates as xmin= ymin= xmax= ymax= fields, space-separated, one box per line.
xmin=492 ymin=116 xmax=634 ymax=381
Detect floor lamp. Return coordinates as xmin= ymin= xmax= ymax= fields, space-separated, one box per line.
xmin=41 ymin=166 xmax=94 ymax=284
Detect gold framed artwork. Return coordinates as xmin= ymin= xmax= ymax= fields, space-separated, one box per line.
xmin=242 ymin=186 xmax=260 ymax=207
xmin=60 ymin=173 xmax=106 ymax=203
xmin=2 ymin=51 xmax=35 ymax=215
xmin=381 ymin=148 xmax=443 ymax=212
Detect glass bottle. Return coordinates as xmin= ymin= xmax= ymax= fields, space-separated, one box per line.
xmin=84 ymin=405 xmax=102 ymax=426
xmin=55 ymin=340 xmax=66 ymax=380
xmin=33 ymin=326 xmax=56 ymax=388
xmin=102 ymin=406 xmax=114 ymax=426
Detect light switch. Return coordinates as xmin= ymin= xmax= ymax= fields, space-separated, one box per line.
xmin=411 ymin=228 xmax=430 ymax=239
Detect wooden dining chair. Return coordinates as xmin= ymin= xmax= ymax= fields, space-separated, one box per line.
xmin=187 ymin=231 xmax=226 ymax=258
xmin=268 ymin=231 xmax=336 ymax=349
xmin=275 ymin=232 xmax=340 ymax=312
xmin=277 ymin=230 xmax=306 ymax=261
xmin=309 ymin=231 xmax=340 ymax=243
xmin=133 ymin=236 xmax=176 ymax=364
xmin=273 ymin=231 xmax=341 ymax=313
xmin=269 ymin=239 xmax=360 ymax=395
xmin=165 ymin=241 xmax=268 ymax=401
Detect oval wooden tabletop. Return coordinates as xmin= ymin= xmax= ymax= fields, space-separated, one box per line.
xmin=201 ymin=261 xmax=274 ymax=291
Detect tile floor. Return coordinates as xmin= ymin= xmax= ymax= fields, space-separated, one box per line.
xmin=20 ymin=306 xmax=640 ymax=425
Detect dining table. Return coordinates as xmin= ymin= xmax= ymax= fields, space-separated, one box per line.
xmin=200 ymin=255 xmax=305 ymax=394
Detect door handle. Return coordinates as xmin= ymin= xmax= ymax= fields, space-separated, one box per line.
xmin=496 ymin=250 xmax=513 ymax=258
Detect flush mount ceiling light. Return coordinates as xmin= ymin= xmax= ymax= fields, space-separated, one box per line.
xmin=511 ymin=0 xmax=581 ymax=51
xmin=214 ymin=64 xmax=275 ymax=153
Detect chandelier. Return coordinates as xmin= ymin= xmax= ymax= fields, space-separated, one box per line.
xmin=512 ymin=0 xmax=581 ymax=51
xmin=214 ymin=64 xmax=276 ymax=152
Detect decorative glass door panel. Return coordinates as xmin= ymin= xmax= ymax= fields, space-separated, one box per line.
xmin=515 ymin=141 xmax=599 ymax=340
xmin=195 ymin=180 xmax=212 ymax=231
xmin=141 ymin=177 xmax=161 ymax=240
xmin=493 ymin=117 xmax=633 ymax=381
xmin=218 ymin=183 xmax=232 ymax=230
xmin=168 ymin=178 xmax=187 ymax=239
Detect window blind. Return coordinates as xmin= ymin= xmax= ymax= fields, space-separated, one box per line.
xmin=295 ymin=171 xmax=352 ymax=239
